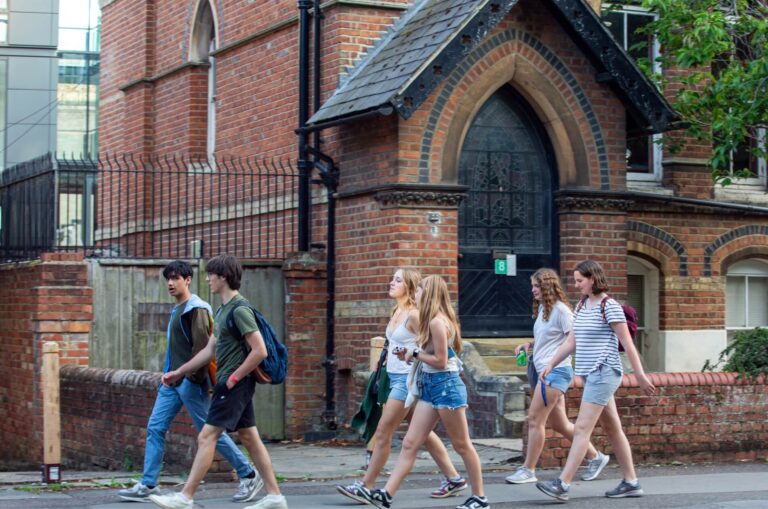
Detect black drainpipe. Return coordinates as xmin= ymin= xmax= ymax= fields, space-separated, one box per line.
xmin=309 ymin=147 xmax=338 ymax=430
xmin=298 ymin=0 xmax=337 ymax=430
xmin=297 ymin=0 xmax=312 ymax=252
xmin=312 ymin=0 xmax=337 ymax=431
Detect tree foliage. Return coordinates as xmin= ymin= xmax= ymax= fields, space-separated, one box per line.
xmin=702 ymin=327 xmax=768 ymax=379
xmin=637 ymin=0 xmax=768 ymax=184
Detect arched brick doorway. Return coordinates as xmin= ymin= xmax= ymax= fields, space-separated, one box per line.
xmin=458 ymin=85 xmax=558 ymax=337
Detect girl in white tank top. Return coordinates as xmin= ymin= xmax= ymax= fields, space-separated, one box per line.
xmin=335 ymin=268 xmax=465 ymax=503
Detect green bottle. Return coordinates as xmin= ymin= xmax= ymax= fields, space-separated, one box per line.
xmin=516 ymin=348 xmax=527 ymax=366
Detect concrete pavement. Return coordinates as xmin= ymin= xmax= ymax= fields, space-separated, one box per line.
xmin=1 ymin=440 xmax=766 ymax=508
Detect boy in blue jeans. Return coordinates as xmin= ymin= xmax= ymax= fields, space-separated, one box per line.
xmin=118 ymin=260 xmax=262 ymax=503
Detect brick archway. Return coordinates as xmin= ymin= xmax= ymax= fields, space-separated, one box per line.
xmin=627 ymin=221 xmax=688 ymax=276
xmin=419 ymin=29 xmax=610 ymax=190
xmin=704 ymin=226 xmax=768 ymax=276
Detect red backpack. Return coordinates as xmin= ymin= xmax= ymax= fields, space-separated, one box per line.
xmin=576 ymin=296 xmax=638 ymax=352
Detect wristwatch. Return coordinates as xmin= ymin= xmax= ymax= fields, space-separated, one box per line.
xmin=413 ymin=348 xmax=421 ymax=359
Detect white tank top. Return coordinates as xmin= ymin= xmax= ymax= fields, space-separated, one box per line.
xmin=386 ymin=316 xmax=417 ymax=374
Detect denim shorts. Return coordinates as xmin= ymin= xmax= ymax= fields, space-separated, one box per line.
xmin=581 ymin=365 xmax=622 ymax=406
xmin=387 ymin=372 xmax=408 ymax=402
xmin=542 ymin=366 xmax=573 ymax=394
xmin=420 ymin=371 xmax=467 ymax=410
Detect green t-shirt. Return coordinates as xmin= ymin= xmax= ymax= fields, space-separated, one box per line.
xmin=213 ymin=294 xmax=259 ymax=379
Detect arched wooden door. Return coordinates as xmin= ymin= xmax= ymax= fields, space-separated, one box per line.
xmin=458 ymin=85 xmax=558 ymax=337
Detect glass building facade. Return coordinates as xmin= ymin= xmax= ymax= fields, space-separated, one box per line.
xmin=57 ymin=0 xmax=100 ymax=158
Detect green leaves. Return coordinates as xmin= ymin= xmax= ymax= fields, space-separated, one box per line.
xmin=703 ymin=327 xmax=768 ymax=380
xmin=638 ymin=0 xmax=768 ymax=182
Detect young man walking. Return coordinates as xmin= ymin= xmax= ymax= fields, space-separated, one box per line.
xmin=150 ymin=255 xmax=287 ymax=509
xmin=118 ymin=260 xmax=263 ymax=503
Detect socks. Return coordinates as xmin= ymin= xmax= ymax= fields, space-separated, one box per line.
xmin=448 ymin=475 xmax=463 ymax=483
xmin=625 ymin=479 xmax=639 ymax=486
xmin=245 ymin=470 xmax=257 ymax=479
xmin=559 ymin=479 xmax=571 ymax=489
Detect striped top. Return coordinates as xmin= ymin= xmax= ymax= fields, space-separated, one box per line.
xmin=573 ymin=297 xmax=625 ymax=376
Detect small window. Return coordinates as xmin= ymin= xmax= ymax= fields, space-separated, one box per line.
xmin=726 ymin=259 xmax=768 ymax=340
xmin=723 ymin=128 xmax=767 ymax=185
xmin=603 ymin=5 xmax=662 ymax=181
xmin=0 ymin=0 xmax=7 ymax=46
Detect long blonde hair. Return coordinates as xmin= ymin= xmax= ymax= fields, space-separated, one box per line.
xmin=390 ymin=267 xmax=421 ymax=317
xmin=417 ymin=275 xmax=462 ymax=353
xmin=531 ymin=268 xmax=571 ymax=321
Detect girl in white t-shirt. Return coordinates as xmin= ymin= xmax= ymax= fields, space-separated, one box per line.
xmin=336 ymin=268 xmax=465 ymax=504
xmin=505 ymin=268 xmax=607 ymax=485
xmin=537 ymin=260 xmax=656 ymax=502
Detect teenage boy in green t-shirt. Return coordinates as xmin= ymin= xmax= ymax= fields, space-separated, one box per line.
xmin=149 ymin=255 xmax=287 ymax=509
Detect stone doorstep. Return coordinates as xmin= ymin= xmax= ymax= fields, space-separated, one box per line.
xmin=467 ymin=337 xmax=532 ymax=376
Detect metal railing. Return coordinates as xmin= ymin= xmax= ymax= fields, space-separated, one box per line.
xmin=0 ymin=153 xmax=299 ymax=261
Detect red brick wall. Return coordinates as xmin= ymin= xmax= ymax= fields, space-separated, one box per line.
xmin=528 ymin=372 xmax=768 ymax=467
xmin=59 ymin=366 xmax=232 ymax=478
xmin=282 ymin=253 xmax=329 ymax=437
xmin=0 ymin=253 xmax=92 ymax=467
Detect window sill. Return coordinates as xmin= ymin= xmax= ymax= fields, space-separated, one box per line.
xmin=714 ymin=182 xmax=768 ymax=205
xmin=627 ymin=179 xmax=674 ymax=196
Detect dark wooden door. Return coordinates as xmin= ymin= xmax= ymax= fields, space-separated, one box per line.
xmin=458 ymin=86 xmax=557 ymax=337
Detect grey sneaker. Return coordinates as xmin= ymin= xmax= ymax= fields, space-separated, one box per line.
xmin=605 ymin=479 xmax=644 ymax=498
xmin=505 ymin=466 xmax=537 ymax=484
xmin=536 ymin=478 xmax=569 ymax=501
xmin=118 ymin=481 xmax=160 ymax=501
xmin=581 ymin=451 xmax=610 ymax=481
xmin=233 ymin=475 xmax=265 ymax=502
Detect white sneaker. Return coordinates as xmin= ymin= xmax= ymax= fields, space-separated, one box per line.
xmin=233 ymin=475 xmax=264 ymax=502
xmin=148 ymin=492 xmax=194 ymax=509
xmin=118 ymin=481 xmax=160 ymax=501
xmin=505 ymin=466 xmax=537 ymax=484
xmin=244 ymin=494 xmax=288 ymax=509
xmin=581 ymin=451 xmax=610 ymax=481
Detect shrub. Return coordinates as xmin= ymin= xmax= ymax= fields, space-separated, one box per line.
xmin=703 ymin=328 xmax=768 ymax=380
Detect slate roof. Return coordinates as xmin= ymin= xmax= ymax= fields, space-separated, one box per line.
xmin=308 ymin=0 xmax=679 ymax=134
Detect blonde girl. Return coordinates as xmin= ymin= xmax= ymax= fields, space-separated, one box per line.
xmin=506 ymin=268 xmax=607 ymax=485
xmin=360 ymin=275 xmax=489 ymax=509
xmin=336 ymin=268 xmax=465 ymax=504
xmin=536 ymin=260 xmax=656 ymax=502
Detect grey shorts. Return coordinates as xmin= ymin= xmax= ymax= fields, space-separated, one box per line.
xmin=581 ymin=365 xmax=622 ymax=406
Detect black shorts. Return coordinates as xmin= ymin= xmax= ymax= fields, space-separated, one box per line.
xmin=206 ymin=375 xmax=257 ymax=432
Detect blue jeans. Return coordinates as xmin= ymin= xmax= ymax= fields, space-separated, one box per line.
xmin=142 ymin=378 xmax=253 ymax=486
xmin=420 ymin=371 xmax=467 ymax=410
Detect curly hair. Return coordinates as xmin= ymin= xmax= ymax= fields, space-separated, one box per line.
xmin=531 ymin=268 xmax=571 ymax=321
xmin=574 ymin=259 xmax=609 ymax=295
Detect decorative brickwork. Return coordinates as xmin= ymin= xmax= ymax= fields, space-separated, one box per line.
xmin=529 ymin=372 xmax=768 ymax=466
xmin=704 ymin=226 xmax=768 ymax=276
xmin=627 ymin=220 xmax=688 ymax=276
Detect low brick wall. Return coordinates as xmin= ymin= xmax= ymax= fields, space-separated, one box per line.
xmin=528 ymin=372 xmax=768 ymax=467
xmin=60 ymin=365 xmax=235 ymax=479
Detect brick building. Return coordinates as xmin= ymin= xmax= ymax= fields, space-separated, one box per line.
xmin=96 ymin=0 xmax=768 ymax=436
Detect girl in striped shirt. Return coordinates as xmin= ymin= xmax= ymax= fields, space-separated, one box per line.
xmin=536 ymin=260 xmax=655 ymax=502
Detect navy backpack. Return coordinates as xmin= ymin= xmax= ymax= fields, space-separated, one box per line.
xmin=226 ymin=301 xmax=288 ymax=384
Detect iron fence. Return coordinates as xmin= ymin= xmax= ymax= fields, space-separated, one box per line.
xmin=0 ymin=153 xmax=299 ymax=262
